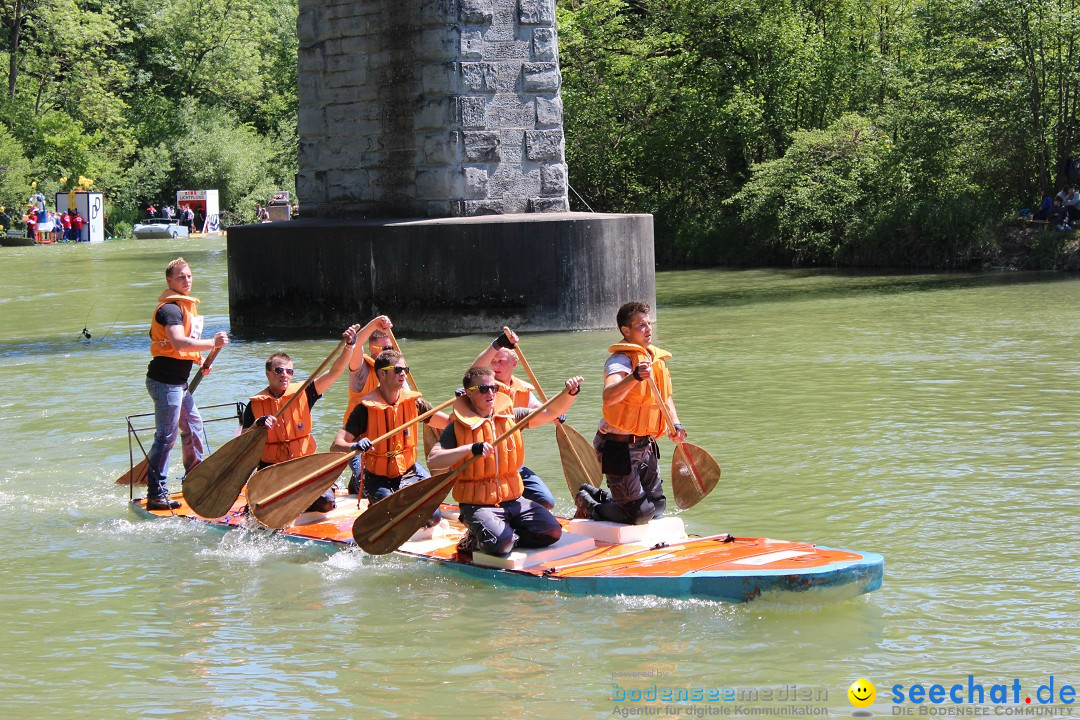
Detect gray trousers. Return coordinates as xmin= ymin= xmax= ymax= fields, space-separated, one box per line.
xmin=592 ymin=431 xmax=667 ymax=525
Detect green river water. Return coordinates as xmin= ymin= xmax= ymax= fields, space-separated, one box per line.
xmin=0 ymin=237 xmax=1077 ymax=719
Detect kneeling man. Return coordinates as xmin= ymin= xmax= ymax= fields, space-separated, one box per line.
xmin=428 ymin=366 xmax=582 ymax=558
xmin=331 ymin=350 xmax=450 ymax=526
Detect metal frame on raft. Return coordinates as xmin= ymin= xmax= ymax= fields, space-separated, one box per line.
xmin=123 ymin=402 xmax=247 ymax=500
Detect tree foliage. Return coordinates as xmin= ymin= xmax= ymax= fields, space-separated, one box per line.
xmin=559 ymin=0 xmax=1080 ymax=266
xmin=0 ymin=0 xmax=296 ymax=226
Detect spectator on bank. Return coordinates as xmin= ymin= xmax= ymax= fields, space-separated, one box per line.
xmin=71 ymin=209 xmax=85 ymax=241
xmin=0 ymin=206 xmax=10 ymax=231
xmin=1034 ymin=190 xmax=1054 ymax=220
xmin=1049 ymin=196 xmax=1071 ymax=231
xmin=60 ymin=208 xmax=73 ymax=241
xmin=147 ymin=205 xmax=157 ymax=219
xmin=24 ymin=208 xmax=37 ymax=240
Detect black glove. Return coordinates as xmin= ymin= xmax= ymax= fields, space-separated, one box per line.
xmin=353 ymin=438 xmax=373 ymax=452
xmin=471 ymin=442 xmax=485 ymax=456
xmin=492 ymin=333 xmax=515 ymax=350
xmin=454 ymin=387 xmax=466 ymax=397
xmin=556 ymin=414 xmax=567 ymax=424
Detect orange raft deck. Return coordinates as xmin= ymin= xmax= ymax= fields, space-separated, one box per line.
xmin=130 ymin=490 xmax=884 ymax=603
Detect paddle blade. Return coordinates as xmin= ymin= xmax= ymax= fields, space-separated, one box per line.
xmin=247 ymin=453 xmax=351 ymax=529
xmin=423 ymin=424 xmax=439 ymax=461
xmin=555 ymin=422 xmax=601 ymax=495
xmin=182 ymin=429 xmax=266 ymax=517
xmin=115 ymin=458 xmax=149 ymax=486
xmin=671 ymin=442 xmax=721 ymax=510
xmin=352 ymin=470 xmax=455 ymax=555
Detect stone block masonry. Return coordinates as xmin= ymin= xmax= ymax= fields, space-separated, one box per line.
xmin=297 ymin=0 xmax=569 ymax=218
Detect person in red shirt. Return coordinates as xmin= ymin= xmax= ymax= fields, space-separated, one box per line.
xmin=60 ymin=210 xmax=73 ymax=241
xmin=71 ymin=209 xmax=85 ymax=241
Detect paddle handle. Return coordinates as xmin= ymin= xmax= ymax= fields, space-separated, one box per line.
xmin=251 ymin=396 xmax=455 ymax=511
xmin=386 ymin=328 xmax=422 ymax=395
xmin=369 ymin=388 xmax=569 ymax=545
xmin=503 ymin=326 xmax=548 ymax=403
xmin=646 ymin=373 xmax=680 ymax=440
xmin=186 ymin=345 xmax=222 ymax=395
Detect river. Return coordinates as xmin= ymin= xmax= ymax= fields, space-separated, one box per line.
xmin=1 ymin=237 xmax=1077 ymax=719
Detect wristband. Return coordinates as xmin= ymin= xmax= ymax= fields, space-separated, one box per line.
xmin=631 ymin=366 xmax=645 ymax=381
xmin=673 ymin=423 xmax=685 ymax=434
xmin=471 ymin=442 xmax=485 ymax=457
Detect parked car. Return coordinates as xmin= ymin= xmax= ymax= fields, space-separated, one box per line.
xmin=132 ymin=219 xmax=189 ymax=239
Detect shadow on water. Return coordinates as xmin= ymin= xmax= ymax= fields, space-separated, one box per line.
xmin=658 ymin=268 xmax=1080 ymax=308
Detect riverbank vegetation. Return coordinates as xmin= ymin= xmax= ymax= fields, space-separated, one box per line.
xmin=3 ymin=0 xmax=1080 ymax=268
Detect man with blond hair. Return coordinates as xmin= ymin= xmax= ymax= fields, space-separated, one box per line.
xmin=144 ymin=257 xmax=229 ymax=510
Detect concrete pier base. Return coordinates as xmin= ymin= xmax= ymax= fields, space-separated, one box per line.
xmin=226 ymin=212 xmax=655 ymax=337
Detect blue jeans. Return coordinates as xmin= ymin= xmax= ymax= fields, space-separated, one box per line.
xmin=145 ymin=377 xmax=207 ymax=499
xmin=364 ymin=463 xmax=440 ymax=527
xmin=519 ymin=465 xmax=555 ymax=509
xmin=459 ymin=497 xmax=562 ymax=557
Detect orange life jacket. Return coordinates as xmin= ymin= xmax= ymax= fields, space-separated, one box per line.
xmin=359 ymin=388 xmax=422 ymax=478
xmin=601 ymin=342 xmax=673 ymax=437
xmin=343 ymin=355 xmax=379 ymax=426
xmin=498 ymin=375 xmax=536 ymax=409
xmin=449 ymin=393 xmax=525 ymax=506
xmin=250 ymin=382 xmax=317 ymax=465
xmin=149 ymin=291 xmax=203 ymax=363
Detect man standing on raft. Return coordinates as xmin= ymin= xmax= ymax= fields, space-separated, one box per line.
xmin=428 ymin=366 xmax=583 ymax=558
xmin=577 ymin=301 xmax=686 ymax=525
xmin=145 ymin=257 xmax=229 ymax=510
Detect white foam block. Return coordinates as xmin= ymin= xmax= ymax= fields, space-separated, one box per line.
xmin=407 ymin=519 xmax=452 ymax=543
xmin=566 ymin=516 xmax=687 ymax=546
xmin=471 ymin=531 xmax=596 ymax=570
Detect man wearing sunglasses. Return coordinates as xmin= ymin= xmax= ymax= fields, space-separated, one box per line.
xmin=342 ymin=315 xmax=394 ymax=493
xmin=428 ymin=366 xmax=584 ymax=559
xmin=470 ymin=330 xmax=557 ymax=510
xmin=330 ymin=350 xmax=450 ymax=524
xmin=144 ymin=257 xmax=230 ymax=511
xmin=241 ymin=324 xmax=360 ymax=512
xmin=579 ymin=300 xmax=686 ymax=525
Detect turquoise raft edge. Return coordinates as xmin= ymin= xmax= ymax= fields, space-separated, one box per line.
xmin=131 ymin=501 xmax=884 ymax=604
xmin=411 ymin=547 xmax=884 ymax=604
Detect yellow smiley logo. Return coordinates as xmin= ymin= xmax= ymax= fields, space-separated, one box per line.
xmin=847 ymin=678 xmax=876 ymax=708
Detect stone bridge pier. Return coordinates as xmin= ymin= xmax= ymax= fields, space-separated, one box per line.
xmin=227 ymin=0 xmax=655 ymax=336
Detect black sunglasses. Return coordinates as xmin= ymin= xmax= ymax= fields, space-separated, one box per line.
xmin=467 ymin=384 xmax=498 ymax=394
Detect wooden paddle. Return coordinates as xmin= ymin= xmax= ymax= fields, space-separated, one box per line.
xmin=116 ymin=346 xmax=223 ymax=486
xmin=503 ymin=327 xmax=602 ymax=495
xmin=247 ymin=396 xmax=456 ymax=528
xmin=182 ymin=340 xmax=346 ymax=518
xmin=646 ymin=374 xmax=721 ymax=510
xmin=386 ymin=328 xmax=440 ymax=459
xmin=352 ymin=389 xmax=568 ymax=555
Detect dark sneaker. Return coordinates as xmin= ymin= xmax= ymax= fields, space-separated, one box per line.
xmin=456 ymin=531 xmax=477 ymax=561
xmin=574 ymin=488 xmax=598 ymax=520
xmin=146 ymin=497 xmax=181 ymax=511
xmin=581 ymin=483 xmax=613 ymax=504
xmin=305 ymin=495 xmax=336 ymax=513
